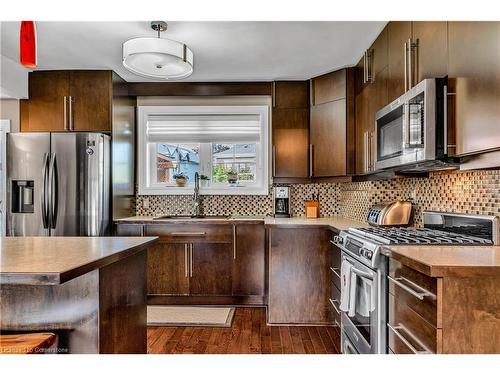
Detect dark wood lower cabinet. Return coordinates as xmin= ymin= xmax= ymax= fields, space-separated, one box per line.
xmin=190 ymin=242 xmax=233 ymax=296
xmin=114 ymin=223 xmax=265 ymax=305
xmin=268 ymin=227 xmax=332 ymax=324
xmin=232 ymin=224 xmax=265 ymax=297
xmin=147 ymin=242 xmax=189 ymax=296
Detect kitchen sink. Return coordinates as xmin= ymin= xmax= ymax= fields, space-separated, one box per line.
xmin=153 ymin=215 xmax=230 ymax=220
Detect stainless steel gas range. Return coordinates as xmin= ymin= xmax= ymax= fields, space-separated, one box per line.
xmin=334 ymin=211 xmax=498 ymax=354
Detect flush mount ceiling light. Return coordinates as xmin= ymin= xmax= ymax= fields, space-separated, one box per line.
xmin=122 ymin=21 xmax=193 ymax=80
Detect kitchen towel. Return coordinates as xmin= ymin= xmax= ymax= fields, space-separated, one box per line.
xmin=339 ymin=260 xmax=352 ymax=312
xmin=355 ymin=276 xmax=374 ymax=318
xmin=348 ymin=271 xmax=358 ymax=317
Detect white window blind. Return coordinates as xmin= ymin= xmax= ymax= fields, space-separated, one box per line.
xmin=146 ymin=114 xmax=262 ymax=142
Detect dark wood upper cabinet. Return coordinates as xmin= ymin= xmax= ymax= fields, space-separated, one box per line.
xmin=272 ymin=81 xmax=310 ymax=178
xmin=372 ymin=25 xmax=389 ymax=77
xmin=310 ymin=100 xmax=347 ymax=177
xmin=448 ymin=21 xmax=500 ymax=78
xmin=448 ymin=21 xmax=500 ymax=155
xmin=190 ymin=242 xmax=233 ymax=296
xmin=268 ymin=227 xmax=332 ymax=324
xmin=310 ymin=68 xmax=355 ymax=177
xmin=273 ymin=81 xmax=309 ymax=108
xmin=413 ymin=21 xmax=448 ymax=82
xmin=69 ymin=71 xmax=112 ymax=132
xmin=232 ymin=224 xmax=265 ymax=297
xmin=311 ymin=70 xmax=346 ymax=105
xmin=387 ymin=21 xmax=412 ymax=103
xmin=20 ymin=71 xmax=70 ymax=132
xmin=21 ymin=70 xmax=114 ymax=132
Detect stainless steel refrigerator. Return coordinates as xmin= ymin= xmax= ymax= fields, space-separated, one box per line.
xmin=6 ymin=133 xmax=110 ymax=236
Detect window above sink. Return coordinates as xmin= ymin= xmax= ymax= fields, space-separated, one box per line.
xmin=137 ymin=105 xmax=270 ymax=195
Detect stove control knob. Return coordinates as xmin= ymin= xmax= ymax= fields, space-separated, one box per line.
xmin=333 ymin=236 xmax=343 ymax=245
xmin=366 ymin=251 xmax=373 ymax=260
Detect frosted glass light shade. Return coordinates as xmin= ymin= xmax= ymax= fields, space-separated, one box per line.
xmin=122 ymin=37 xmax=193 ymax=79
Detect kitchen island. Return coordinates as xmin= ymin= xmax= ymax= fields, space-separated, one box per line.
xmin=0 ymin=236 xmax=158 ymax=354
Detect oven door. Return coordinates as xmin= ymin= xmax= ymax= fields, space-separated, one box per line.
xmin=340 ymin=253 xmax=385 ymax=354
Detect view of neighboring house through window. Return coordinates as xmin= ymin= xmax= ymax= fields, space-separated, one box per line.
xmin=212 ymin=143 xmax=256 ymax=184
xmin=156 ymin=143 xmax=200 ymax=184
xmin=138 ymin=105 xmax=269 ymax=195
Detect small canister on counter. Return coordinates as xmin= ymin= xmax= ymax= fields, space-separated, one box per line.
xmin=304 ymin=194 xmax=320 ymax=218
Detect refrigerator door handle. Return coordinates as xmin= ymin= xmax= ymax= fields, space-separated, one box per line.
xmin=41 ymin=152 xmax=50 ymax=229
xmin=48 ymin=153 xmax=59 ymax=229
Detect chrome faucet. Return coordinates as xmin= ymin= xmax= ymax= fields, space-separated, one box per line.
xmin=193 ymin=172 xmax=202 ymax=217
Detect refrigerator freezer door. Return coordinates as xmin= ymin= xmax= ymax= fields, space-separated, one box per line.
xmin=6 ymin=133 xmax=51 ymax=236
xmin=51 ymin=133 xmax=110 ymax=236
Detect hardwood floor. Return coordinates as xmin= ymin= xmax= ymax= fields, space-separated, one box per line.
xmin=147 ymin=307 xmax=341 ymax=354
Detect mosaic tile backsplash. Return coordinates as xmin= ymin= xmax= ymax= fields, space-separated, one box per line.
xmin=135 ymin=183 xmax=341 ymax=217
xmin=135 ymin=169 xmax=500 ymax=226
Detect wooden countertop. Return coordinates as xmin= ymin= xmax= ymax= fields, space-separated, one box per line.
xmin=382 ymin=245 xmax=500 ymax=277
xmin=0 ymin=236 xmax=158 ymax=285
xmin=264 ymin=216 xmax=370 ymax=232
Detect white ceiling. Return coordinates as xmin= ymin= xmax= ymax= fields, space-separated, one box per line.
xmin=0 ymin=21 xmax=386 ymax=82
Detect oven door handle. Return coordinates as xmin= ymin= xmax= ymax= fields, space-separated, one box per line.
xmin=350 ymin=266 xmax=374 ymax=280
xmin=341 ymin=254 xmax=375 ymax=280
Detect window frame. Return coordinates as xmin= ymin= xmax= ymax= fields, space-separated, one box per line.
xmin=137 ymin=105 xmax=269 ymax=196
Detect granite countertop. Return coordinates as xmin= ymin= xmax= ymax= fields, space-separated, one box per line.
xmin=116 ymin=215 xmax=369 ymax=231
xmin=263 ymin=216 xmax=370 ymax=231
xmin=115 ymin=215 xmax=266 ymax=224
xmin=0 ymin=236 xmax=158 ymax=285
xmin=382 ymin=245 xmax=500 ymax=277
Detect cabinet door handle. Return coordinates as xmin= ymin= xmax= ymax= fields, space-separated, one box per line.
xmin=368 ymin=132 xmax=372 ymax=172
xmin=329 ymin=298 xmax=341 ymax=315
xmin=363 ymin=51 xmax=367 ymax=83
xmin=369 ymin=131 xmax=374 ymax=171
xmin=366 ymin=49 xmax=373 ymax=83
xmin=68 ymin=96 xmax=74 ymax=131
xmin=387 ymin=275 xmax=436 ymax=300
xmin=413 ymin=39 xmax=419 ymax=88
xmin=63 ymin=96 xmax=68 ymax=130
xmin=233 ymin=225 xmax=236 ymax=259
xmin=272 ymin=145 xmax=276 ymax=177
xmin=329 ymin=266 xmax=341 ymax=279
xmin=366 ymin=131 xmax=370 ymax=172
xmin=171 ymin=232 xmax=206 ymax=236
xmin=184 ymin=244 xmax=189 ymax=278
xmin=189 ymin=243 xmax=193 ymax=277
xmin=387 ymin=323 xmax=432 ymax=354
xmin=309 ymin=144 xmax=313 ymax=177
xmin=408 ymin=38 xmax=413 ymax=89
xmin=404 ymin=41 xmax=408 ymax=92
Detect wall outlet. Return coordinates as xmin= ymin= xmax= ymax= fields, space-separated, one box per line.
xmin=143 ymin=198 xmax=150 ymax=209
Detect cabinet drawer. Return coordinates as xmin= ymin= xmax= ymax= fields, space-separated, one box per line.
xmin=144 ymin=224 xmax=233 ymax=243
xmin=115 ymin=224 xmax=144 ymax=236
xmin=388 ymin=294 xmax=437 ymax=354
xmin=329 ymin=284 xmax=341 ymax=326
xmin=388 ymin=258 xmax=438 ymax=327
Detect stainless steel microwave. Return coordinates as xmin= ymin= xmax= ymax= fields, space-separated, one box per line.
xmin=375 ymin=78 xmax=458 ymax=172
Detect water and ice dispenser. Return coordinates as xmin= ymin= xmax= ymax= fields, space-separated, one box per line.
xmin=11 ymin=180 xmax=35 ymax=213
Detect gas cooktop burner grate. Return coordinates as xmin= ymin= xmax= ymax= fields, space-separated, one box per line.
xmin=350 ymin=227 xmax=492 ymax=245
